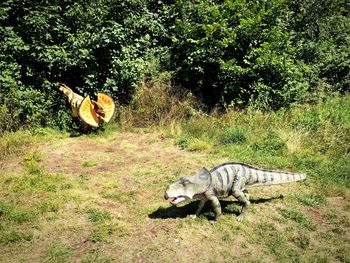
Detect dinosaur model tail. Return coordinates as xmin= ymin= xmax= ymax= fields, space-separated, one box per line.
xmin=249 ymin=169 xmax=306 ymax=187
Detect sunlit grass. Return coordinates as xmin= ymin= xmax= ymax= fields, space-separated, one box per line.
xmin=0 ymin=94 xmax=349 ymax=262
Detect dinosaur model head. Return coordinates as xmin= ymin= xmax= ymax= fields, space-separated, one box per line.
xmin=79 ymin=93 xmax=115 ymax=127
xmin=164 ymin=168 xmax=212 ymax=205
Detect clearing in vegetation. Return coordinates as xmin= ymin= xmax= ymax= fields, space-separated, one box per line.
xmin=0 ymin=122 xmax=349 ymax=262
xmin=1 ymin=0 xmax=349 ymax=261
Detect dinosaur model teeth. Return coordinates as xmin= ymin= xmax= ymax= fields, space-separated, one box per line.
xmin=170 ymin=196 xmax=187 ymax=205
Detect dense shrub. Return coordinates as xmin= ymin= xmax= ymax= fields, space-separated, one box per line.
xmin=169 ymin=0 xmax=348 ymax=109
xmin=290 ymin=0 xmax=350 ymax=92
xmin=0 ymin=0 xmax=173 ymax=130
xmin=170 ymin=0 xmax=310 ymax=109
xmin=0 ymin=0 xmax=349 ymax=131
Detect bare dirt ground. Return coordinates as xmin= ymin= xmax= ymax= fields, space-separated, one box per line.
xmin=1 ymin=131 xmax=349 ymax=263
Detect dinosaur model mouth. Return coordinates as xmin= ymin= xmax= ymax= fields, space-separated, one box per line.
xmin=170 ymin=196 xmax=187 ymax=205
xmin=164 ymin=192 xmax=187 ymax=205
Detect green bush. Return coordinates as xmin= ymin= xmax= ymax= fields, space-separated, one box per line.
xmin=0 ymin=0 xmax=349 ymax=131
xmin=170 ymin=0 xmax=310 ymax=109
xmin=0 ymin=0 xmax=173 ymax=130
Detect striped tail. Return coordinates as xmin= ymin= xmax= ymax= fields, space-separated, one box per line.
xmin=249 ymin=170 xmax=307 ymax=187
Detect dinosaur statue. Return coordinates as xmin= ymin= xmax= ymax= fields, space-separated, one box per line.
xmin=165 ymin=162 xmax=306 ymax=222
xmin=59 ymin=83 xmax=115 ymax=128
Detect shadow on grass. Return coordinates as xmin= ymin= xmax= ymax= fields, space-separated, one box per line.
xmin=148 ymin=195 xmax=283 ymax=221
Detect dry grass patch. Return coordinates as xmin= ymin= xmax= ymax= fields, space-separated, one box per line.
xmin=275 ymin=128 xmax=307 ymax=154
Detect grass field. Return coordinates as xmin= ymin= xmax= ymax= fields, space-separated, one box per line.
xmin=0 ymin=94 xmax=350 ymax=263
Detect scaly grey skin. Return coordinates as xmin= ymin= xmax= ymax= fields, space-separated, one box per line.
xmin=164 ymin=162 xmax=307 ymax=222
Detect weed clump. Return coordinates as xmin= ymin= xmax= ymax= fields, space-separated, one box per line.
xmin=81 ymin=249 xmax=115 ymax=263
xmin=82 ymin=160 xmax=98 ymax=168
xmin=44 ymin=241 xmax=73 ymax=263
xmin=280 ymin=208 xmax=316 ymax=231
xmin=0 ymin=201 xmax=38 ymax=224
xmin=0 ymin=231 xmax=33 ymax=244
xmin=219 ymin=128 xmax=247 ymax=145
xmin=187 ymin=138 xmax=212 ymax=152
xmin=293 ymin=232 xmax=310 ymax=249
xmin=297 ymin=193 xmax=326 ymax=207
xmin=87 ymin=209 xmax=111 ymax=222
xmin=176 ymin=135 xmax=190 ymax=150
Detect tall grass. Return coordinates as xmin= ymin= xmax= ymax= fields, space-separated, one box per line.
xmin=0 ymin=91 xmax=21 ymax=134
xmin=118 ymin=77 xmax=197 ymax=129
xmin=1 ymin=75 xmax=349 ymax=188
xmin=113 ymin=75 xmax=350 ymax=187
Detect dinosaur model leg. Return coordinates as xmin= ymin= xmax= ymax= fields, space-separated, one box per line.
xmin=242 ymin=189 xmax=250 ymax=201
xmin=233 ymin=190 xmax=251 ymax=222
xmin=205 ymin=192 xmax=222 ymax=221
xmin=195 ymin=200 xmax=206 ymax=217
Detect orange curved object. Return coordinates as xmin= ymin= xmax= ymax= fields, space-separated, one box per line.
xmin=79 ymin=96 xmax=100 ymax=127
xmin=96 ymin=93 xmax=115 ymax=123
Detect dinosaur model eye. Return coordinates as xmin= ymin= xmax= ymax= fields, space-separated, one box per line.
xmin=179 ymin=178 xmax=191 ymax=186
xmin=79 ymin=96 xmax=100 ymax=127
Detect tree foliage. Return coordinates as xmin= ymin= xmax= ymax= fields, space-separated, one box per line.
xmin=0 ymin=0 xmax=349 ymax=130
xmin=170 ymin=0 xmax=349 ymax=108
xmin=0 ymin=0 xmax=172 ymax=130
